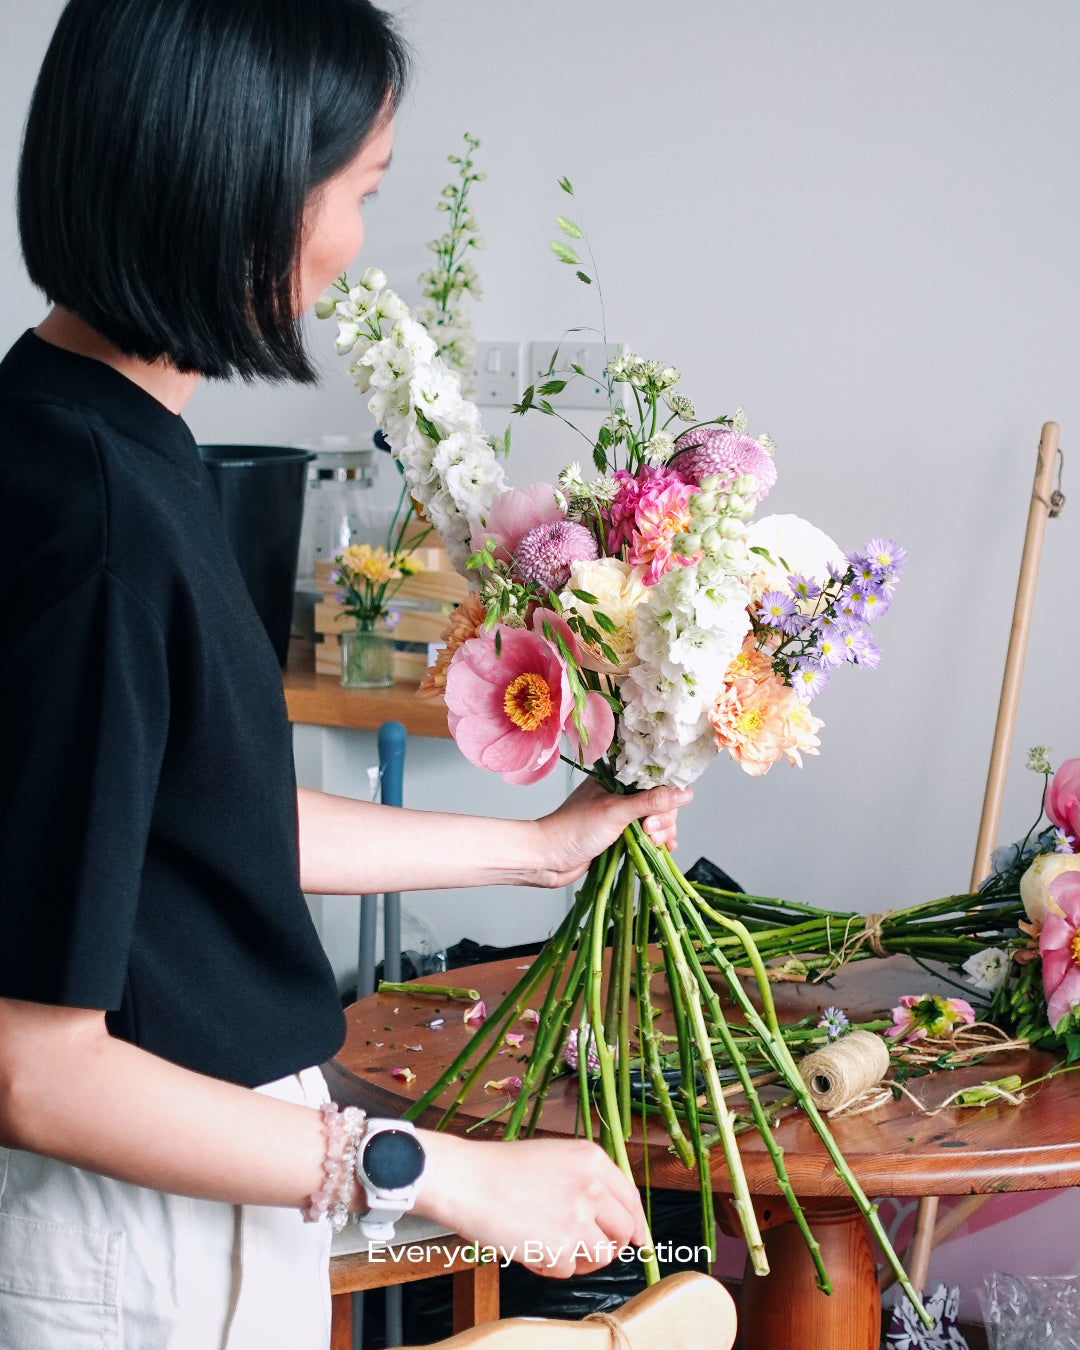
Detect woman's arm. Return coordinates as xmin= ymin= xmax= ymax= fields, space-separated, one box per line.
xmin=296 ymin=778 xmax=691 ymax=895
xmin=0 ymin=997 xmax=645 ymax=1276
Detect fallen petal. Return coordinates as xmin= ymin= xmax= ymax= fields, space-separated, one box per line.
xmin=520 ymin=1009 xmax=541 ymax=1025
xmin=391 ymin=1067 xmax=416 ymax=1084
xmin=484 ymin=1076 xmax=522 ymax=1096
xmin=504 ymin=1032 xmax=525 ymax=1048
xmin=464 ymin=1000 xmax=487 ymax=1026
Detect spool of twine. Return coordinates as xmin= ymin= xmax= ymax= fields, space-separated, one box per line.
xmin=798 ymin=1030 xmax=891 ymax=1111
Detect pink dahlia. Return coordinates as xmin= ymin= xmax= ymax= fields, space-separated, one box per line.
xmin=513 ymin=519 xmax=599 ymax=592
xmin=606 ymin=466 xmax=700 ymax=585
xmin=1040 ymin=871 xmax=1080 ymax=1031
xmin=670 ymin=428 xmax=777 ymax=505
xmin=1047 ymin=759 xmax=1080 ymax=848
xmin=444 ymin=626 xmax=614 ymax=784
xmin=469 ymin=482 xmax=564 ymax=564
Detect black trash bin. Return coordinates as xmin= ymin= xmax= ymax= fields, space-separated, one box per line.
xmin=199 ymin=444 xmax=315 ymax=666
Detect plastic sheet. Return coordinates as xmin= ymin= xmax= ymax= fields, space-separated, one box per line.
xmin=979 ymin=1272 xmax=1080 ymax=1349
xmin=885 ymin=1284 xmax=970 ymax=1349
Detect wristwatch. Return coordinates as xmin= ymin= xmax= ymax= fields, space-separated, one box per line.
xmin=354 ymin=1119 xmax=427 ymax=1243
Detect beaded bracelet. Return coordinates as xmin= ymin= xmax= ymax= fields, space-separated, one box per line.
xmin=302 ymin=1102 xmax=367 ymax=1231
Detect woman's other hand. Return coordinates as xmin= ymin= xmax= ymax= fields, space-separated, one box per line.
xmin=414 ymin=1133 xmax=649 ymax=1278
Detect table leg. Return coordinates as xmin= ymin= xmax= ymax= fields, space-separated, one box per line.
xmin=452 ymin=1258 xmax=500 ymax=1333
xmin=718 ymin=1197 xmax=880 ymax=1350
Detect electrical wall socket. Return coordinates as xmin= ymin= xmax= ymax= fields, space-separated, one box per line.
xmin=528 ymin=341 xmax=621 ymax=410
xmin=473 ymin=341 xmax=523 ymax=407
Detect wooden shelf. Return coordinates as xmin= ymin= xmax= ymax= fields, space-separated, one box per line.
xmin=282 ymin=642 xmax=451 ymax=738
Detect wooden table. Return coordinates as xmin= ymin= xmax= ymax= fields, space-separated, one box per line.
xmin=333 ymin=955 xmax=1080 ymax=1350
xmin=282 ymin=639 xmax=451 ymax=736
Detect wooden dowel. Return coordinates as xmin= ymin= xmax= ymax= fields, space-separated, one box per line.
xmin=905 ymin=423 xmax=1061 ymax=1296
xmin=968 ymin=421 xmax=1060 ymax=891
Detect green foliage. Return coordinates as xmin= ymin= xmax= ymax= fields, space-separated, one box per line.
xmin=556 ymin=215 xmax=584 ymax=239
xmin=550 ymin=240 xmax=581 ymax=266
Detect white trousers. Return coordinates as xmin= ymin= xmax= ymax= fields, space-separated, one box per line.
xmin=0 ymin=1065 xmax=333 ymax=1350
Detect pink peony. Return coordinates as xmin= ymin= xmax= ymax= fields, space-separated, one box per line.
xmin=606 ymin=466 xmax=700 ymax=585
xmin=1040 ymin=872 xmax=1080 ymax=1031
xmin=514 ymin=519 xmax=599 ymax=592
xmin=469 ymin=482 xmax=564 ymax=564
xmin=1047 ymin=759 xmax=1080 ymax=848
xmin=670 ymin=428 xmax=777 ymax=505
xmin=444 ymin=626 xmax=614 ymax=785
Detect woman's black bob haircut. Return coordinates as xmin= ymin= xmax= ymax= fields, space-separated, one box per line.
xmin=18 ymin=0 xmax=408 ymax=383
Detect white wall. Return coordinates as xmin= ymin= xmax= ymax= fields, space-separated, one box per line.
xmin=5 ymin=1 xmax=1078 ymax=916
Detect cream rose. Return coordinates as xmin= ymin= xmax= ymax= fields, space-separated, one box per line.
xmin=560 ymin=557 xmax=649 ymax=676
xmin=1020 ymin=851 xmax=1080 ymax=925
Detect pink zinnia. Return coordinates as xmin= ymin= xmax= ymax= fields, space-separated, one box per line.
xmin=606 ymin=466 xmax=700 ymax=585
xmin=1040 ymin=872 xmax=1080 ymax=1031
xmin=469 ymin=482 xmax=564 ymax=564
xmin=444 ymin=626 xmax=614 ymax=785
xmin=670 ymin=428 xmax=777 ymax=505
xmin=887 ymin=994 xmax=976 ymax=1044
xmin=514 ymin=519 xmax=598 ymax=592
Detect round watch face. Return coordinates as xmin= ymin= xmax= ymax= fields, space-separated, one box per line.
xmin=361 ymin=1129 xmax=425 ymax=1190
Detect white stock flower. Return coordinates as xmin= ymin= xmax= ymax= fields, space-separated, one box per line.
xmin=614 ymin=560 xmax=750 ymax=789
xmin=962 ymin=948 xmax=1009 ymax=993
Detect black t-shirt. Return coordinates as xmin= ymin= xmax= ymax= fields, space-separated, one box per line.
xmin=0 ymin=332 xmax=345 ymax=1087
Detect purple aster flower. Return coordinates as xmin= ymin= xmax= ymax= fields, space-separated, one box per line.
xmin=817 ymin=1006 xmax=849 ymax=1040
xmin=845 ymin=628 xmax=881 ymax=668
xmin=514 ymin=520 xmax=599 ymax=592
xmin=757 ymin=590 xmax=798 ymax=633
xmin=791 ymin=660 xmax=830 ymax=701
xmin=814 ymin=631 xmax=847 ymax=669
xmin=1055 ymin=829 xmax=1076 ymax=854
xmin=669 ymin=427 xmax=778 ymax=504
xmin=838 ymin=583 xmax=868 ymax=620
xmin=787 ymin=572 xmax=821 ymax=603
xmin=826 ymin=559 xmax=850 ymax=585
xmin=859 ymin=582 xmax=891 ymax=621
xmin=852 ymin=558 xmax=878 ymax=586
xmin=385 ymin=609 xmax=402 ymax=629
xmin=864 ymin=538 xmax=907 ymax=577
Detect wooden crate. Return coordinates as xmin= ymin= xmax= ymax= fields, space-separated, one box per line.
xmin=313 ymin=541 xmax=463 ymax=684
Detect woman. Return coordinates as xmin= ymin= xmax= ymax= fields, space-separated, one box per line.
xmin=0 ymin=1 xmax=689 ymax=1346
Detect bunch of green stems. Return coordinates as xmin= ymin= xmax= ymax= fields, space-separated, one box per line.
xmin=694 ymin=874 xmax=1024 ymax=977
xmin=403 ymin=820 xmax=931 ymax=1327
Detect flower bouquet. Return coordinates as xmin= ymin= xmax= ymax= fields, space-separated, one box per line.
xmin=320 ymin=174 xmax=927 ymax=1314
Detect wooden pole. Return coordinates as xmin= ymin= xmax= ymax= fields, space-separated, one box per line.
xmin=902 ymin=423 xmax=1061 ymax=1295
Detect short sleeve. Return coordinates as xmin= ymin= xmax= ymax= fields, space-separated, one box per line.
xmin=0 ymin=568 xmax=169 ymax=1008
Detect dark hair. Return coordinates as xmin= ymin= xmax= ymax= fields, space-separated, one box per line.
xmin=18 ymin=0 xmax=409 ymax=383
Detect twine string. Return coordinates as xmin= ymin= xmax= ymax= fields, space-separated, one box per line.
xmin=585 ymin=1311 xmax=635 ymax=1350
xmin=797 ymin=1030 xmax=891 ymax=1111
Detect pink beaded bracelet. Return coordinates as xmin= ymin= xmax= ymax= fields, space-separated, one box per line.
xmin=302 ymin=1102 xmax=367 ymax=1231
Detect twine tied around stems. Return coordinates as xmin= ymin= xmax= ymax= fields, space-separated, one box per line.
xmin=798 ymin=1031 xmax=891 ymax=1112
xmin=825 ymin=909 xmax=895 ymax=969
xmin=586 ymin=1311 xmax=634 ymax=1350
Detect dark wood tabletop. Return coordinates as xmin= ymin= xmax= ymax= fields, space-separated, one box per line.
xmin=334 ymin=952 xmax=1080 ymax=1199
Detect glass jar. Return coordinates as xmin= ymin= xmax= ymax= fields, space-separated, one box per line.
xmin=340 ymin=618 xmax=395 ymax=689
